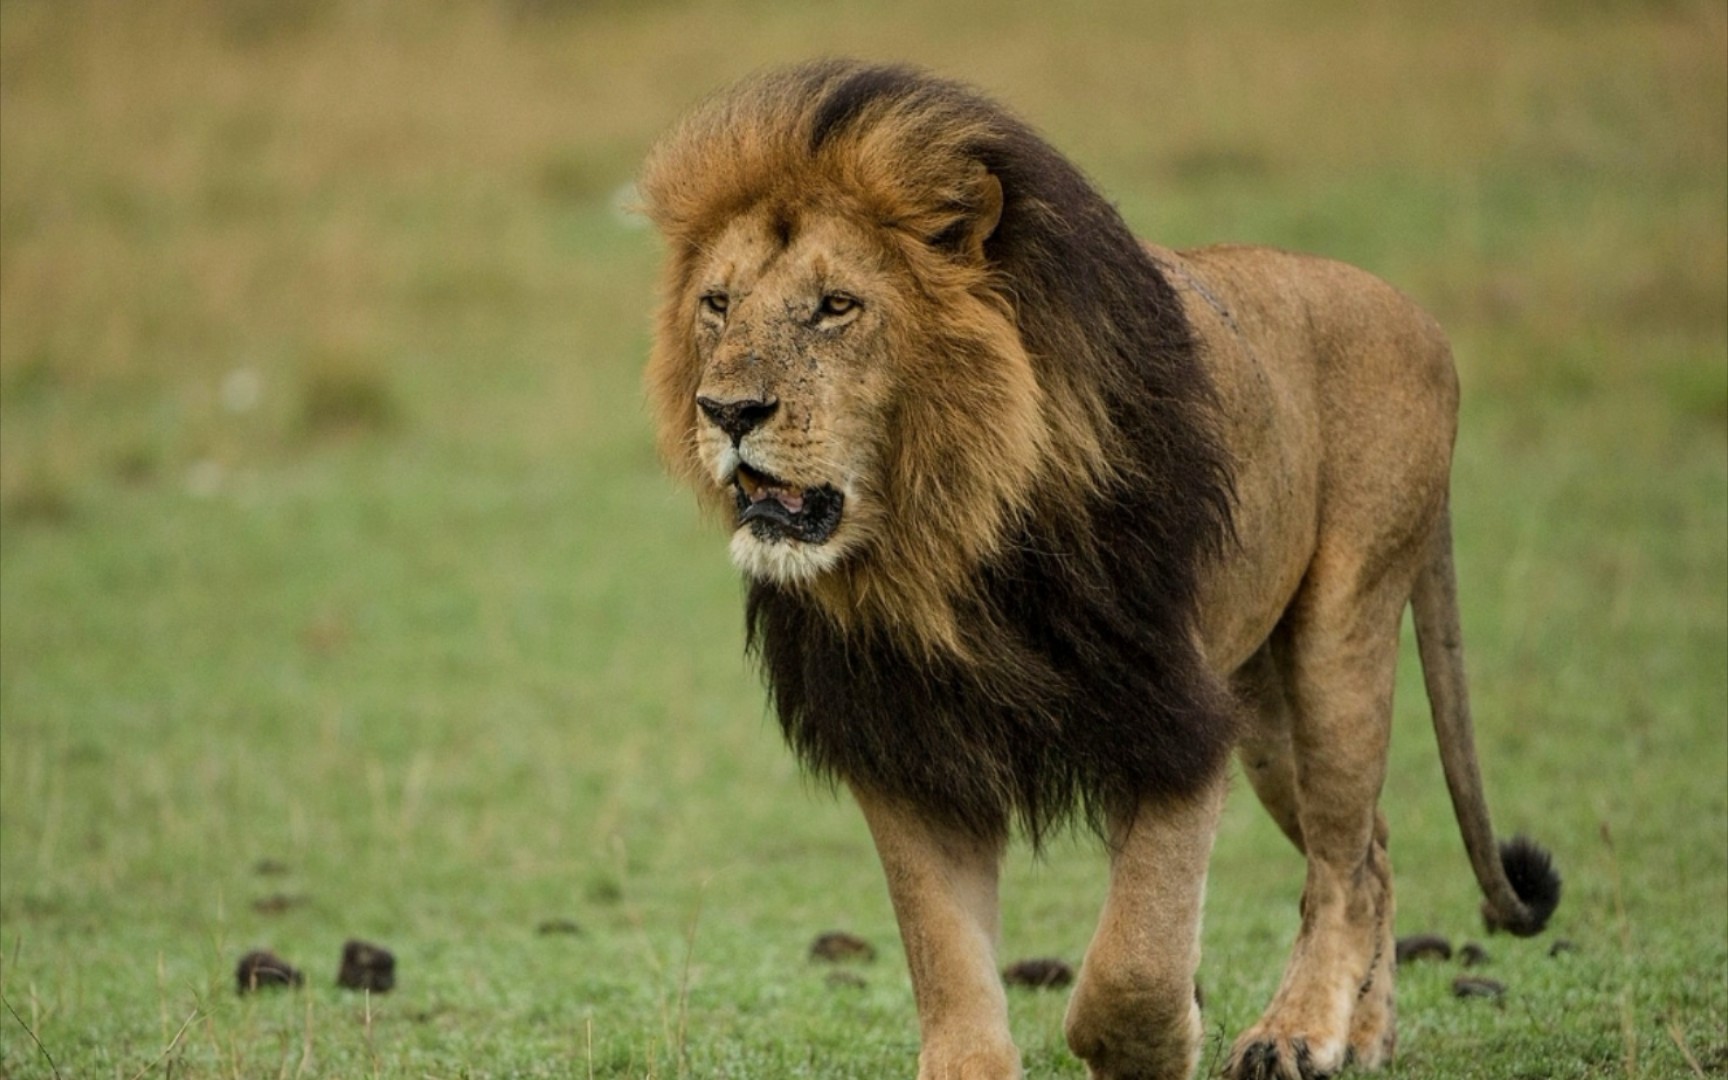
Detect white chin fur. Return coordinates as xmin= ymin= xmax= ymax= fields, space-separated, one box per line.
xmin=729 ymin=528 xmax=846 ymax=584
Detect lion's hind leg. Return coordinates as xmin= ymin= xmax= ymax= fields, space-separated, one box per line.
xmin=1232 ymin=638 xmax=1398 ymax=1075
xmin=1227 ymin=561 xmax=1413 ymax=1080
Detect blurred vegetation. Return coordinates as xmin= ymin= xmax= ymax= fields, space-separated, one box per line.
xmin=0 ymin=1 xmax=1723 ymax=1077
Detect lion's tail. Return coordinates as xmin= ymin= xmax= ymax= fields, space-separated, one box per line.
xmin=1411 ymin=507 xmax=1561 ymax=937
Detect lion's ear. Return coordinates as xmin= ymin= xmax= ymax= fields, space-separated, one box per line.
xmin=936 ymin=166 xmax=1003 ymax=263
xmin=968 ymin=169 xmax=1004 ymax=258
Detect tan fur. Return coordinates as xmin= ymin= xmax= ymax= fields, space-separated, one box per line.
xmin=643 ymin=66 xmax=1545 ymax=1080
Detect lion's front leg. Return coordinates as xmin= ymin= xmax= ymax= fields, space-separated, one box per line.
xmin=1057 ymin=767 xmax=1223 ymax=1078
xmin=852 ymin=785 xmax=1020 ymax=1080
xmin=1065 ymin=769 xmax=1226 ymax=1080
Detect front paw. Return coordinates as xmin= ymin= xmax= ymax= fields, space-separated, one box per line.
xmin=1065 ymin=977 xmax=1202 ymax=1079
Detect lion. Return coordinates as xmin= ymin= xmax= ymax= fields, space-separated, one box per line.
xmin=639 ymin=61 xmax=1560 ymax=1080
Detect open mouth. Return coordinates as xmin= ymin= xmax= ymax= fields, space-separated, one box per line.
xmin=732 ymin=463 xmax=844 ymax=544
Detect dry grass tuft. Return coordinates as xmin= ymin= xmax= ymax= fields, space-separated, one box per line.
xmin=0 ymin=473 xmax=76 ymax=529
xmin=297 ymin=354 xmax=401 ymax=439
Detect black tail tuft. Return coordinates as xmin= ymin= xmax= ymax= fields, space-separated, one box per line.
xmin=1486 ymin=835 xmax=1561 ymax=937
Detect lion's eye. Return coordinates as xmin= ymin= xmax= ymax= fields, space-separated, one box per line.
xmin=817 ymin=293 xmax=859 ymax=319
xmin=700 ymin=292 xmax=730 ymax=317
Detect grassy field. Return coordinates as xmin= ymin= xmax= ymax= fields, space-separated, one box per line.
xmin=1 ymin=1 xmax=1724 ymax=1077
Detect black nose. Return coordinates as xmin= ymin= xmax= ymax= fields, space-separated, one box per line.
xmin=696 ymin=394 xmax=779 ymax=443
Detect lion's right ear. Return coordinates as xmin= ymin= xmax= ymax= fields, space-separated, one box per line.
xmin=935 ymin=165 xmax=1003 ymax=263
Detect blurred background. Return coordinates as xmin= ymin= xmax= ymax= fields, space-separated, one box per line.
xmin=1 ymin=1 xmax=1723 ymax=1076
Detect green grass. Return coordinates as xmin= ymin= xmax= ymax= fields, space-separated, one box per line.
xmin=1 ymin=1 xmax=1724 ymax=1077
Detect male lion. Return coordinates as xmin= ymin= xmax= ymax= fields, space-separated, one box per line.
xmin=640 ymin=61 xmax=1559 ymax=1080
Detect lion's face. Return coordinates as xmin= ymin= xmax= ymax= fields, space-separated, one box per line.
xmin=676 ymin=208 xmax=913 ymax=584
xmin=648 ymin=189 xmax=1063 ymax=639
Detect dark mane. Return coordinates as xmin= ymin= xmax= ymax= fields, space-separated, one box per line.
xmin=734 ymin=62 xmax=1239 ymax=843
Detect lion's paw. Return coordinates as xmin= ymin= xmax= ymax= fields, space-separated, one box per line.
xmin=1226 ymin=1033 xmax=1350 ymax=1080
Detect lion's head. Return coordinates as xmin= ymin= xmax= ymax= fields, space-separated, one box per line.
xmin=642 ymin=61 xmax=1228 ymax=656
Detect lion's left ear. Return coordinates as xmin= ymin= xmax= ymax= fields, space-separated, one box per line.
xmin=936 ymin=165 xmax=1003 ymax=263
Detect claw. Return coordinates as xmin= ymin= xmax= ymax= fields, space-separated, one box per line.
xmin=1229 ymin=1038 xmax=1339 ymax=1080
